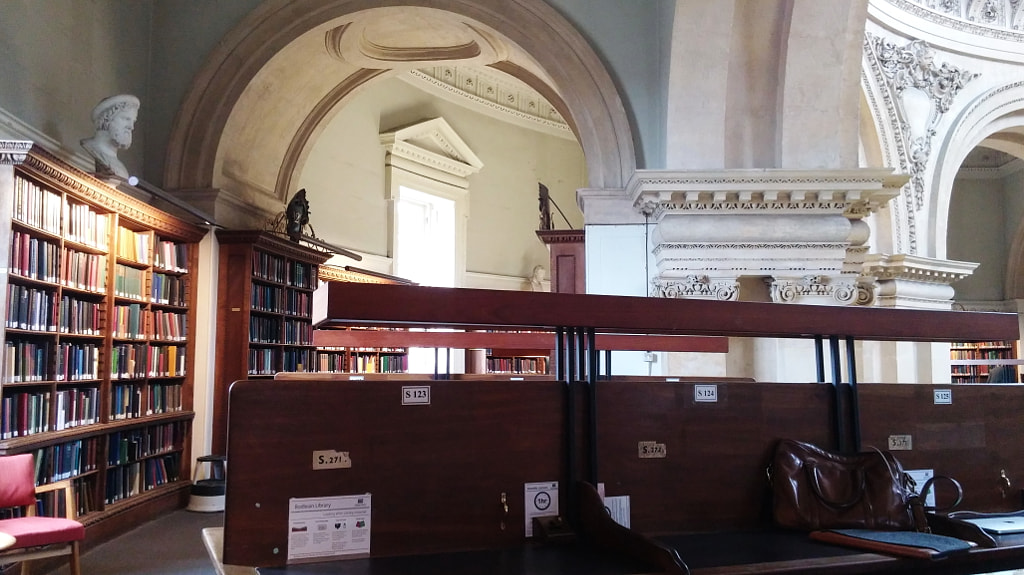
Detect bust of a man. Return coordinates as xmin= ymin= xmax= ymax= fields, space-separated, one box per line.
xmin=80 ymin=94 xmax=140 ymax=179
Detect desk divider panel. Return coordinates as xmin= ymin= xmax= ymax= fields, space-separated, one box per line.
xmin=223 ymin=378 xmax=567 ymax=567
xmin=594 ymin=381 xmax=838 ymax=534
xmin=857 ymin=383 xmax=1024 ymax=513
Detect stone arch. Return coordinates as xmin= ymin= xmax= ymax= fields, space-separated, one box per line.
xmin=163 ymin=0 xmax=636 ymax=198
xmin=930 ymin=81 xmax=1024 ymax=297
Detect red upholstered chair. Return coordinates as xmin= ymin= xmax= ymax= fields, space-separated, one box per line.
xmin=0 ymin=453 xmax=84 ymax=575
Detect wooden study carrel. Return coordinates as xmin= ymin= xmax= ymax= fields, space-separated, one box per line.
xmin=220 ymin=282 xmax=1024 ymax=574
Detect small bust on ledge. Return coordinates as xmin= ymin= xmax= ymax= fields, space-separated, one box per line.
xmin=80 ymin=94 xmax=140 ymax=179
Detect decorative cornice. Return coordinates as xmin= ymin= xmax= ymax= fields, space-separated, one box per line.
xmin=404 ymin=68 xmax=572 ymax=139
xmin=881 ymin=0 xmax=1024 ymax=42
xmin=535 ymin=229 xmax=584 ymax=244
xmin=862 ymin=253 xmax=978 ymax=283
xmin=627 ymin=169 xmax=903 ymax=220
xmin=0 ymin=140 xmax=32 ymax=165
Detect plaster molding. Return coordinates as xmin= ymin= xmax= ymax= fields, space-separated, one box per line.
xmin=880 ymin=0 xmax=1024 ymax=41
xmin=401 ymin=68 xmax=573 ymax=140
xmin=380 ymin=117 xmax=483 ymax=181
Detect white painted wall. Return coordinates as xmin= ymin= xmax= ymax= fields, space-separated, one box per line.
xmin=297 ymin=76 xmax=586 ymax=281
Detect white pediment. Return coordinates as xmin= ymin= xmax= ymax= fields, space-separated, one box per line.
xmin=379 ymin=117 xmax=483 ymax=179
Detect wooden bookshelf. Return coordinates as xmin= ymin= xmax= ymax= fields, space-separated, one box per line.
xmin=950 ymin=340 xmax=1022 ymax=382
xmin=212 ymin=230 xmax=331 ymax=454
xmin=1 ymin=144 xmax=204 ymax=549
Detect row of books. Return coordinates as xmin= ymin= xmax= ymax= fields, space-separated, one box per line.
xmin=107 ymin=422 xmax=181 ymax=466
xmin=6 ymin=285 xmax=108 ymax=335
xmin=282 ymin=348 xmax=315 ymax=372
xmin=13 ymin=176 xmax=63 ymax=235
xmin=147 ymin=383 xmax=183 ymax=415
xmin=284 ymin=318 xmax=314 ymax=345
xmin=487 ymin=356 xmax=549 ymax=374
xmin=0 ymin=391 xmax=49 ymax=437
xmin=113 ymin=343 xmax=188 ymax=379
xmin=113 ymin=305 xmax=188 ymax=341
xmin=288 ymin=260 xmax=315 ymax=290
xmin=248 ymin=348 xmax=276 ymax=375
xmin=56 ymin=342 xmax=101 ymax=381
xmin=154 ymin=240 xmax=189 ymax=273
xmin=116 ymin=226 xmax=152 ymax=264
xmin=250 ymin=315 xmax=283 ymax=343
xmin=104 ymin=453 xmax=182 ymax=504
xmin=64 ymin=200 xmax=110 ymax=249
xmin=3 ymin=340 xmax=49 ymax=382
xmin=62 ymin=247 xmax=107 ymax=292
xmin=251 ymin=283 xmax=284 ymax=312
xmin=111 ymin=343 xmax=148 ymax=380
xmin=951 ymin=347 xmax=1014 ymax=360
xmin=151 ymin=272 xmax=187 ymax=306
xmin=110 ymin=384 xmax=142 ymax=420
xmin=252 ymin=250 xmax=286 ymax=283
xmin=114 ymin=263 xmax=146 ymax=300
xmin=6 ymin=283 xmax=58 ymax=331
xmin=10 ymin=230 xmax=59 ymax=282
xmin=54 ymin=387 xmax=100 ymax=431
xmin=36 ymin=438 xmax=99 ymax=483
xmin=285 ymin=289 xmax=312 ymax=317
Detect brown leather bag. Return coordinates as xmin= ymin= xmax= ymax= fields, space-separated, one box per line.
xmin=770 ymin=439 xmax=919 ymax=531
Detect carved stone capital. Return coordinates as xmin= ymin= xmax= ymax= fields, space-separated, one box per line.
xmin=767 ymin=275 xmax=864 ymax=306
xmin=0 ymin=140 xmax=33 ymax=165
xmin=652 ymin=275 xmax=739 ymax=301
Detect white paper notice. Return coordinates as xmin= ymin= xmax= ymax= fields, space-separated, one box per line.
xmin=906 ymin=469 xmax=935 ymax=508
xmin=603 ymin=495 xmax=631 ymax=528
xmin=524 ymin=481 xmax=559 ymax=537
xmin=287 ymin=494 xmax=372 ymax=563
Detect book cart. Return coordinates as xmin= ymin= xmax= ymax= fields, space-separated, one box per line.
xmin=1 ymin=144 xmax=206 ymax=556
xmin=209 ymin=282 xmax=1024 ymax=575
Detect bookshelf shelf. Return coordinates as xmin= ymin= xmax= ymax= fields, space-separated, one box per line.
xmin=950 ymin=340 xmax=1022 ymax=382
xmin=212 ymin=230 xmax=331 ymax=454
xmin=1 ymin=145 xmax=205 ymax=547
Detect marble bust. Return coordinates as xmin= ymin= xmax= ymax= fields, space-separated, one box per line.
xmin=80 ymin=94 xmax=140 ymax=179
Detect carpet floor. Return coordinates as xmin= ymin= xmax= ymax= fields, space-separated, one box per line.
xmin=44 ymin=509 xmax=224 ymax=575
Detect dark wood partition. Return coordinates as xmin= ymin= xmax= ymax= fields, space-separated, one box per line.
xmin=223 ymin=378 xmax=566 ymax=567
xmin=858 ymin=383 xmax=1024 ymax=513
xmin=595 ymin=381 xmax=837 ymax=534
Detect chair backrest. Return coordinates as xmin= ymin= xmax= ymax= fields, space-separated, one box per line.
xmin=0 ymin=453 xmax=38 ymax=508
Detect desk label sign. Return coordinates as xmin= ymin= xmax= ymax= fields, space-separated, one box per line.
xmin=638 ymin=441 xmax=667 ymax=459
xmin=402 ymin=386 xmax=430 ymax=405
xmin=887 ymin=435 xmax=912 ymax=451
xmin=312 ymin=450 xmax=352 ymax=470
xmin=934 ymin=389 xmax=952 ymax=405
xmin=694 ymin=384 xmax=718 ymax=403
xmin=287 ymin=494 xmax=371 ymax=563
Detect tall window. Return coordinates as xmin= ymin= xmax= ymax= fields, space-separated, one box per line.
xmin=394 ymin=186 xmax=455 ymax=287
xmin=381 ymin=117 xmax=482 ymax=373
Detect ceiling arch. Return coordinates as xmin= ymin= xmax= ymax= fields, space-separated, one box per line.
xmin=163 ymin=0 xmax=636 ymax=200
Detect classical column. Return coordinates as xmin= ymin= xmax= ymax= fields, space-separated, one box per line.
xmin=630 ymin=169 xmax=903 ymax=305
xmin=862 ymin=253 xmax=977 ymax=310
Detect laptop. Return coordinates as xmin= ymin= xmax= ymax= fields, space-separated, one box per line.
xmin=962 ymin=516 xmax=1024 ymax=535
